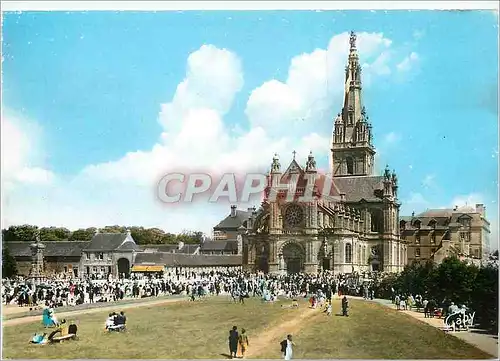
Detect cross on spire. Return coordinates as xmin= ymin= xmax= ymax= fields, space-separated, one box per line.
xmin=292 ymin=150 xmax=296 ymax=160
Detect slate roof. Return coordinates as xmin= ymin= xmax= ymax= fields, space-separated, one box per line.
xmin=139 ymin=244 xmax=200 ymax=254
xmin=85 ymin=233 xmax=138 ymax=251
xmin=213 ymin=210 xmax=251 ymax=230
xmin=200 ymin=240 xmax=238 ymax=252
xmin=5 ymin=241 xmax=90 ymax=258
xmin=134 ymin=252 xmax=242 ymax=267
xmin=400 ymin=207 xmax=483 ymax=230
xmin=334 ymin=176 xmax=384 ymax=202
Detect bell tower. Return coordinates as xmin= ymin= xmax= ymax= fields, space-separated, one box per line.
xmin=331 ymin=31 xmax=376 ymax=177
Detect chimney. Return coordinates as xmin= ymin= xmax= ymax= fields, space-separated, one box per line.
xmin=230 ymin=205 xmax=237 ymax=218
xmin=453 ymin=205 xmax=458 ymax=211
xmin=475 ymin=203 xmax=485 ymax=217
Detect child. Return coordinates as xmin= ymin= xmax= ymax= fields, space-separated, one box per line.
xmin=325 ymin=303 xmax=332 ymax=316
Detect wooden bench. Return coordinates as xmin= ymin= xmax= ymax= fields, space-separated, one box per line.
xmin=51 ymin=334 xmax=76 ymax=343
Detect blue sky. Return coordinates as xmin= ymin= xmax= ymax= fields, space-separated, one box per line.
xmin=2 ymin=10 xmax=498 ymax=246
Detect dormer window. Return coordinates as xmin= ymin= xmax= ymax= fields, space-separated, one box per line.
xmin=459 ymin=217 xmax=471 ymax=227
xmin=413 ymin=220 xmax=421 ymax=229
xmin=400 ymin=220 xmax=407 ymax=230
xmin=429 ymin=219 xmax=436 ymax=228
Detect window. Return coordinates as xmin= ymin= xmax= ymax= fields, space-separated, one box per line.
xmin=346 ymin=157 xmax=354 ymax=175
xmin=415 ymin=248 xmax=421 ymax=257
xmin=96 ymin=253 xmax=104 ymax=260
xmin=86 ymin=266 xmax=90 ymax=274
xmin=85 ymin=253 xmax=90 ymax=260
xmin=430 ymin=233 xmax=436 ymax=244
xmin=474 ymin=249 xmax=480 ymax=258
xmin=92 ymin=267 xmax=97 ymax=273
xmin=345 ymin=243 xmax=352 ymax=263
xmin=460 ymin=232 xmax=470 ymax=242
xmin=459 ymin=218 xmax=471 ymax=227
xmin=415 ymin=234 xmax=421 ymax=244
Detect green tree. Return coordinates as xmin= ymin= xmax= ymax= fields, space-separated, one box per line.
xmin=39 ymin=227 xmax=71 ymax=242
xmin=2 ymin=246 xmax=18 ymax=278
xmin=68 ymin=228 xmax=96 ymax=242
xmin=471 ymin=263 xmax=498 ymax=332
xmin=2 ymin=225 xmax=39 ymax=242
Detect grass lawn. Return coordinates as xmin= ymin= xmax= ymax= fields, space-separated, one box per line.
xmin=2 ymin=297 xmax=493 ymax=359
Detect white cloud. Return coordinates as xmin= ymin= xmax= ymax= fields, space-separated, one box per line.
xmin=397 ymin=52 xmax=419 ymax=72
xmin=383 ymin=131 xmax=401 ymax=145
xmin=1 ymin=114 xmax=55 ymax=191
xmin=3 ymin=33 xmax=419 ymax=235
xmin=422 ymin=174 xmax=435 ymax=188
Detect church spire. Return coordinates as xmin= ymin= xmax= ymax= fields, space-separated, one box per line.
xmin=331 ymin=31 xmax=376 ymax=178
xmin=342 ymin=31 xmax=363 ymax=128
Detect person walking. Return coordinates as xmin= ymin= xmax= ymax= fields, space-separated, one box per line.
xmin=238 ymin=328 xmax=249 ymax=358
xmin=280 ymin=334 xmax=295 ymax=360
xmin=228 ymin=326 xmax=239 ymax=359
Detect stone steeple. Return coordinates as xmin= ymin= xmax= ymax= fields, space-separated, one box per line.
xmin=331 ymin=31 xmax=376 ymax=177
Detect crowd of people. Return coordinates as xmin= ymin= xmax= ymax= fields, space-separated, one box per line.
xmin=2 ymin=270 xmax=380 ymax=312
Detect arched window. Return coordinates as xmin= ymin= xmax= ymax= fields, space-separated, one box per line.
xmin=345 ymin=243 xmax=352 ymax=263
xmin=346 ymin=157 xmax=354 ymax=175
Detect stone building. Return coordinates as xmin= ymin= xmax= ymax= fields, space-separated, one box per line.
xmin=239 ymin=32 xmax=408 ymax=275
xmin=6 ymin=241 xmax=89 ymax=278
xmin=7 ymin=229 xmax=242 ymax=279
xmin=400 ymin=205 xmax=491 ymax=264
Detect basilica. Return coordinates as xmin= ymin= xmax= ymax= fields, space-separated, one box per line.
xmin=240 ymin=32 xmax=408 ymax=274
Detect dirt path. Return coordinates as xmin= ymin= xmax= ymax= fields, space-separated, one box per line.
xmin=3 ymin=297 xmax=187 ymax=327
xmin=245 ymin=306 xmax=320 ymax=358
xmin=371 ymin=298 xmax=498 ymax=358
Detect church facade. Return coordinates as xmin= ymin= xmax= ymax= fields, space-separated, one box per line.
xmin=240 ymin=32 xmax=408 ymax=274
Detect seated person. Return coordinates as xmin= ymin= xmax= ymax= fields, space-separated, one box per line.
xmin=68 ymin=321 xmax=78 ymax=336
xmin=59 ymin=319 xmax=69 ymax=337
xmin=114 ymin=311 xmax=126 ymax=326
xmin=120 ymin=311 xmax=127 ymax=325
xmin=105 ymin=313 xmax=116 ymax=330
xmin=30 ymin=333 xmax=48 ymax=345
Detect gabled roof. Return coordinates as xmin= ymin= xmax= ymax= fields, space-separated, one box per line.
xmin=282 ymin=158 xmax=304 ymax=177
xmin=213 ymin=210 xmax=251 ymax=230
xmin=85 ymin=233 xmax=138 ymax=251
xmin=334 ymin=176 xmax=384 ymax=202
xmin=5 ymin=241 xmax=90 ymax=258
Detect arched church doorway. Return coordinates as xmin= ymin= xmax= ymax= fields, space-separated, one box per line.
xmin=282 ymin=243 xmax=305 ymax=274
xmin=117 ymin=258 xmax=130 ymax=279
xmin=257 ymin=257 xmax=269 ymax=273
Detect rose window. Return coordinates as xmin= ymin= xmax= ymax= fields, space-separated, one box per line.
xmin=284 ymin=205 xmax=304 ymax=228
